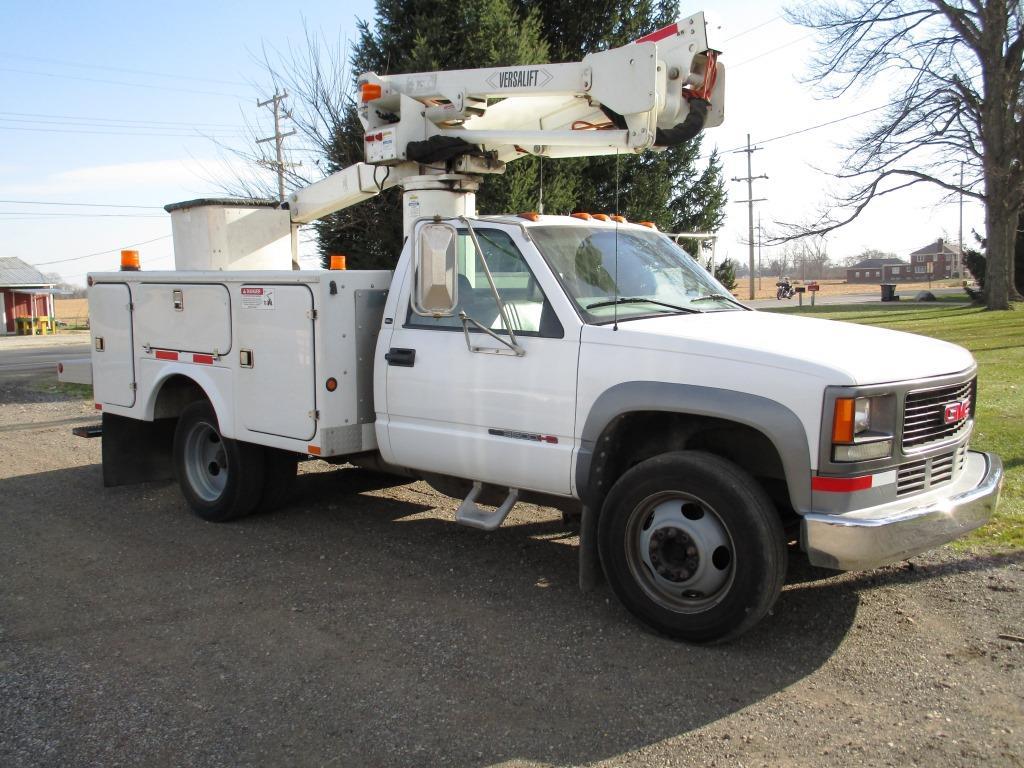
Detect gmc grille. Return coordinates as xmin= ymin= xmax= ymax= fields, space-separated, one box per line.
xmin=902 ymin=378 xmax=975 ymax=451
xmin=896 ymin=445 xmax=967 ymax=496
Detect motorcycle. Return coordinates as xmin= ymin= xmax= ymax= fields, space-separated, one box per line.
xmin=776 ymin=280 xmax=795 ymax=300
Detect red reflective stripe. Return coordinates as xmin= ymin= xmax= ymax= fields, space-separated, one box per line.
xmin=635 ymin=23 xmax=678 ymax=44
xmin=811 ymin=475 xmax=873 ymax=493
xmin=192 ymin=354 xmax=214 ymax=365
xmin=155 ymin=350 xmax=178 ymax=361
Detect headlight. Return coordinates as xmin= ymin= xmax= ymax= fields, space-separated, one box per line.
xmin=831 ymin=395 xmax=894 ymax=462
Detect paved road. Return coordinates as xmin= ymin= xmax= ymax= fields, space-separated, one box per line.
xmin=0 ymin=336 xmax=89 ymax=381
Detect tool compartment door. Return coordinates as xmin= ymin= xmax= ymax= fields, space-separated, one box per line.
xmin=133 ymin=283 xmax=231 ymax=354
xmin=236 ymin=284 xmax=317 ymax=440
xmin=89 ymin=283 xmax=136 ymax=407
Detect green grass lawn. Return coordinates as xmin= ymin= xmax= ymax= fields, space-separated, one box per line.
xmin=768 ymin=302 xmax=1023 ymax=549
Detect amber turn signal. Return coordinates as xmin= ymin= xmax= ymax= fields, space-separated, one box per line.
xmin=832 ymin=398 xmax=855 ymax=444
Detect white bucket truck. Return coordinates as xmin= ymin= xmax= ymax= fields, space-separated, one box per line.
xmin=66 ymin=14 xmax=1002 ymax=641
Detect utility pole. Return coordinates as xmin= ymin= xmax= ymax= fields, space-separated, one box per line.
xmin=257 ymin=90 xmax=297 ymax=204
xmin=732 ymin=134 xmax=768 ymax=300
xmin=257 ymin=91 xmax=301 ymax=269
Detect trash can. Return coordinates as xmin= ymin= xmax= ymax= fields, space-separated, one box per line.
xmin=880 ymin=283 xmax=897 ymax=302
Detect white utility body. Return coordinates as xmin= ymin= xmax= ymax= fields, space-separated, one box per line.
xmin=68 ymin=13 xmax=1002 ymax=642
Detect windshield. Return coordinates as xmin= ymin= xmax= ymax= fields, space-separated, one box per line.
xmin=529 ymin=225 xmax=742 ymax=323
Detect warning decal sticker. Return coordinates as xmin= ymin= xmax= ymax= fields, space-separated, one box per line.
xmin=241 ymin=286 xmax=275 ymax=310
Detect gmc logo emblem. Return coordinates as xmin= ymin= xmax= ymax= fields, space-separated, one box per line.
xmin=944 ymin=399 xmax=970 ymax=423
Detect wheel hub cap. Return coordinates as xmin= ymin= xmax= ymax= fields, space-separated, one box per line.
xmin=635 ymin=497 xmax=733 ymax=608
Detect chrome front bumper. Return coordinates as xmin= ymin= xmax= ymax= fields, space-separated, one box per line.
xmin=802 ymin=451 xmax=1003 ymax=571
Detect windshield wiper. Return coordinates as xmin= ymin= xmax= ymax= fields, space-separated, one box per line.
xmin=586 ymin=297 xmax=699 ymax=314
xmin=690 ymin=293 xmax=746 ymax=308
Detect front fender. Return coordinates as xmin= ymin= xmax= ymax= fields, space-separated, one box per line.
xmin=575 ymin=381 xmax=813 ymax=513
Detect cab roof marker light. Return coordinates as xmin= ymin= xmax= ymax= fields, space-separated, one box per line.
xmin=518 ymin=212 xmax=540 ymax=221
xmin=638 ymin=221 xmax=658 ymax=229
xmin=611 ymin=215 xmax=627 ymax=223
xmin=592 ymin=213 xmax=610 ymax=221
xmin=570 ymin=212 xmax=592 ymax=220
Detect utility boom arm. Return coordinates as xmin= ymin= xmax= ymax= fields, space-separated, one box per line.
xmin=288 ymin=12 xmax=723 ymax=224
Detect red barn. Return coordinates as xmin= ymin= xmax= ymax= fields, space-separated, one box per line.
xmin=0 ymin=257 xmax=56 ymax=335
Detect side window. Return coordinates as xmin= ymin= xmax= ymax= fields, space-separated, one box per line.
xmin=407 ymin=228 xmax=563 ymax=338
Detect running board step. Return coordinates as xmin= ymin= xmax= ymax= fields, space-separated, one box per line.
xmin=455 ymin=482 xmax=519 ymax=531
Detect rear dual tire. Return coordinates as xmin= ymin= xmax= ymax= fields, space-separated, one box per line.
xmin=173 ymin=401 xmax=297 ymax=522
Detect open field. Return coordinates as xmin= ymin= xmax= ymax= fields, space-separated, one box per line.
xmin=769 ymin=301 xmax=1023 ymax=549
xmin=53 ymin=297 xmax=89 ymax=328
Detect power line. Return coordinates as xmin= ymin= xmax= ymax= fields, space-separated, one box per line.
xmin=31 ymin=235 xmax=172 ymax=267
xmin=703 ymin=101 xmax=897 ymax=160
xmin=722 ymin=15 xmax=782 ymax=43
xmin=0 ymin=52 xmax=250 ymax=86
xmin=0 ymin=211 xmax=165 ymax=218
xmin=0 ymin=110 xmax=245 ymax=128
xmin=0 ymin=125 xmax=244 ymax=138
xmin=0 ymin=67 xmax=247 ymax=99
xmin=0 ymin=116 xmax=244 ymax=136
xmin=0 ymin=199 xmax=165 ymax=209
xmin=729 ymin=34 xmax=813 ymax=68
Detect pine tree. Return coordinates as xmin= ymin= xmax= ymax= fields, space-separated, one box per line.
xmin=317 ymin=0 xmax=548 ymax=268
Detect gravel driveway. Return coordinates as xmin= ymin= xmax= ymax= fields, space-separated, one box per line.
xmin=0 ymin=370 xmax=1021 ymax=767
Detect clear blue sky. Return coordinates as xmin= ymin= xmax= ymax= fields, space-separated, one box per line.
xmin=0 ymin=1 xmax=984 ymax=283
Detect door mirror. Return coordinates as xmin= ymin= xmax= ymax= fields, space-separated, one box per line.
xmin=412 ymin=222 xmax=458 ymax=317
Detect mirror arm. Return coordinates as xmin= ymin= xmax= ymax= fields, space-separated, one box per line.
xmin=459 ymin=311 xmax=526 ymax=356
xmin=459 ymin=216 xmax=523 ymax=352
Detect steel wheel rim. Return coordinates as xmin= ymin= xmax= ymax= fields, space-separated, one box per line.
xmin=624 ymin=490 xmax=736 ymax=613
xmin=183 ymin=420 xmax=227 ymax=502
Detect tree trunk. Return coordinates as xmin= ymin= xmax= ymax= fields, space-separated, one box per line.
xmin=1010 ymin=209 xmax=1023 ymax=301
xmin=985 ymin=201 xmax=1012 ymax=309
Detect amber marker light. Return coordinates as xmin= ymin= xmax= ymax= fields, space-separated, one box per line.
xmin=120 ymin=249 xmax=140 ymax=271
xmin=518 ymin=212 xmax=540 ymax=221
xmin=325 ymin=377 xmax=338 ymax=392
xmin=638 ymin=221 xmax=657 ymax=229
xmin=611 ymin=215 xmax=627 ymax=223
xmin=570 ymin=212 xmax=592 ymax=220
xmin=592 ymin=213 xmax=610 ymax=221
xmin=329 ymin=254 xmax=347 ymax=270
xmin=832 ymin=398 xmax=855 ymax=444
xmin=361 ymin=82 xmax=382 ymax=102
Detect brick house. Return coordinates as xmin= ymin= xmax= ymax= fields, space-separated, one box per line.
xmin=846 ymin=257 xmax=909 ymax=283
xmin=0 ymin=257 xmax=56 ymax=334
xmin=908 ymin=238 xmax=962 ymax=279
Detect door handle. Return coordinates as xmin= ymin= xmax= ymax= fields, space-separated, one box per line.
xmin=385 ymin=347 xmax=416 ymax=367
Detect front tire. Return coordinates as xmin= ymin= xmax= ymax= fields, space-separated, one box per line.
xmin=598 ymin=451 xmax=786 ymax=643
xmin=173 ymin=400 xmax=265 ymax=522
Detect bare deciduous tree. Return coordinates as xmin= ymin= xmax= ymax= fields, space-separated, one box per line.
xmin=783 ymin=0 xmax=1023 ymax=309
